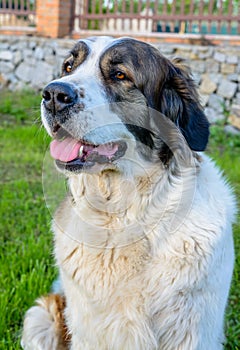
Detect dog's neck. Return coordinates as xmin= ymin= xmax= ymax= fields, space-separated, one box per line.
xmin=65 ymin=154 xmax=199 ymax=249
xmin=68 ymin=150 xmax=200 ymax=208
xmin=69 ymin=167 xmax=161 ymax=213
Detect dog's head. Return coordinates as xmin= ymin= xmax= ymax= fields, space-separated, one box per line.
xmin=42 ymin=36 xmax=209 ymax=175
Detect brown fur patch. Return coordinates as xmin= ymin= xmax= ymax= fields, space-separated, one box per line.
xmin=37 ymin=294 xmax=70 ymax=348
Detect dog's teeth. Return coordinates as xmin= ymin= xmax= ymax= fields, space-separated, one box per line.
xmin=79 ymin=145 xmax=84 ymax=158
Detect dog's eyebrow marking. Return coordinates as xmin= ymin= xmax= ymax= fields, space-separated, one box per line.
xmin=109 ymin=59 xmax=124 ymax=65
xmin=100 ymin=39 xmax=144 ymax=71
xmin=70 ymin=41 xmax=90 ymax=60
xmin=62 ymin=41 xmax=91 ymax=75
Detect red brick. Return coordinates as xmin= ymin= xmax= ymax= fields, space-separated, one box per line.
xmin=36 ymin=0 xmax=72 ymax=38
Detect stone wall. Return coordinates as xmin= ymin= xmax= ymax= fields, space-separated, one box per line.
xmin=158 ymin=43 xmax=240 ymax=131
xmin=0 ymin=36 xmax=75 ymax=91
xmin=1 ymin=35 xmax=240 ymax=131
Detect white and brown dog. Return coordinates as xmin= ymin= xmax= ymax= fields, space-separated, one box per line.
xmin=21 ymin=37 xmax=235 ymax=350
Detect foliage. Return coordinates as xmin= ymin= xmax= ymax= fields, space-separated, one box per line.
xmin=86 ymin=0 xmax=239 ymax=32
xmin=87 ymin=0 xmax=239 ymax=15
xmin=0 ymin=90 xmax=55 ymax=349
xmin=207 ymin=125 xmax=240 ymax=349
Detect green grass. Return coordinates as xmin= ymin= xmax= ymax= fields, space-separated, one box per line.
xmin=0 ymin=91 xmax=56 ymax=349
xmin=0 ymin=91 xmax=239 ymax=349
xmin=207 ymin=125 xmax=240 ymax=350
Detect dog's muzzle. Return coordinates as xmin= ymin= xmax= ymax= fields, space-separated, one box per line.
xmin=42 ymin=82 xmax=127 ymax=173
xmin=42 ymin=81 xmax=78 ymax=114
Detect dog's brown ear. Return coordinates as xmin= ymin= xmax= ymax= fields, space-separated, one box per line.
xmin=158 ymin=58 xmax=209 ymax=151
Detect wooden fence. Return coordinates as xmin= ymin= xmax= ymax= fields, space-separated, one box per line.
xmin=74 ymin=0 xmax=240 ymax=35
xmin=0 ymin=0 xmax=36 ymax=27
xmin=0 ymin=0 xmax=239 ymax=37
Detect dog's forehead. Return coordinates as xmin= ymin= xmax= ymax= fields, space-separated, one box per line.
xmin=72 ymin=36 xmax=120 ymax=63
xmin=80 ymin=36 xmax=115 ymax=55
xmin=67 ymin=36 xmax=115 ymax=75
xmin=71 ymin=36 xmax=149 ymax=67
xmin=65 ymin=36 xmax=133 ymax=78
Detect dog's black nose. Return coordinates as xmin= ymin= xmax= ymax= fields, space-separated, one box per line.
xmin=42 ymin=82 xmax=78 ymax=113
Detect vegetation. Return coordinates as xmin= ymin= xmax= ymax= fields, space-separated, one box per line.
xmin=0 ymin=90 xmax=55 ymax=350
xmin=86 ymin=0 xmax=238 ymax=34
xmin=0 ymin=90 xmax=239 ymax=349
xmin=88 ymin=0 xmax=239 ymax=15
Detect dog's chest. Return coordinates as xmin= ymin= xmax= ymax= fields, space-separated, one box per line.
xmin=58 ymin=238 xmax=156 ymax=349
xmin=57 ymin=232 xmax=150 ymax=301
xmin=54 ymin=174 xmax=154 ymax=294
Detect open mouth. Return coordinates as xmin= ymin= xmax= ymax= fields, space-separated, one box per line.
xmin=50 ymin=129 xmax=127 ymax=172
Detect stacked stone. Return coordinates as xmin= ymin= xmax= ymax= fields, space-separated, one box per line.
xmin=0 ymin=36 xmax=74 ymax=90
xmin=158 ymin=44 xmax=240 ymax=132
xmin=0 ymin=36 xmax=240 ymax=133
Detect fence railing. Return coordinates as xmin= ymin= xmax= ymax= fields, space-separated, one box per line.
xmin=0 ymin=0 xmax=239 ymax=38
xmin=73 ymin=0 xmax=240 ymax=35
xmin=0 ymin=0 xmax=36 ymax=27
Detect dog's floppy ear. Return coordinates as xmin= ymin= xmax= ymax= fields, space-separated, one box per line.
xmin=120 ymin=40 xmax=209 ymax=151
xmin=158 ymin=58 xmax=209 ymax=151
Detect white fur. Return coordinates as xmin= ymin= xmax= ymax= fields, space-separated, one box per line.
xmin=48 ymin=154 xmax=234 ymax=350
xmin=21 ymin=296 xmax=66 ymax=350
xmin=22 ymin=154 xmax=235 ymax=349
xmin=22 ymin=37 xmax=236 ymax=350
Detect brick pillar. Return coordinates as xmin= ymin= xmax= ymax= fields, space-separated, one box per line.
xmin=36 ymin=0 xmax=74 ymax=38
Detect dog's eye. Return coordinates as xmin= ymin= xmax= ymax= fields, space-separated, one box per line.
xmin=114 ymin=71 xmax=126 ymax=80
xmin=65 ymin=62 xmax=73 ymax=73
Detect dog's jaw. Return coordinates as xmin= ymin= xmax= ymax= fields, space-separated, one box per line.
xmin=50 ymin=135 xmax=128 ymax=174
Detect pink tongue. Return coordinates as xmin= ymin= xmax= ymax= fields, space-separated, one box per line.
xmin=50 ymin=138 xmax=119 ymax=163
xmin=50 ymin=138 xmax=81 ymax=162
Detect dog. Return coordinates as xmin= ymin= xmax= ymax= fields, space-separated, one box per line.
xmin=21 ymin=36 xmax=236 ymax=350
